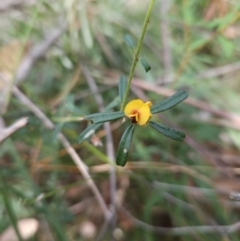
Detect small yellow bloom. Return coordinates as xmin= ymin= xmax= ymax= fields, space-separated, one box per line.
xmin=124 ymin=99 xmax=152 ymax=126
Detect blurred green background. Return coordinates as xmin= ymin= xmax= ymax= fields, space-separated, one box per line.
xmin=1 ymin=0 xmax=240 ymax=240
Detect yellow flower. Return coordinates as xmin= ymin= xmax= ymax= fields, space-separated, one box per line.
xmin=124 ymin=99 xmax=152 ymax=126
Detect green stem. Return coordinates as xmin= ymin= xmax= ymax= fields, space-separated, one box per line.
xmin=0 ymin=178 xmax=24 ymax=241
xmin=83 ymin=142 xmax=112 ymax=164
xmin=120 ymin=0 xmax=155 ymax=111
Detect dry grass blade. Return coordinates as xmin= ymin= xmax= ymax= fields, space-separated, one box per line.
xmin=0 ymin=0 xmax=35 ymax=12
xmin=83 ymin=66 xmax=117 ymax=236
xmin=12 ymin=86 xmax=112 ymax=220
xmin=15 ymin=26 xmax=66 ymax=84
xmin=0 ymin=117 xmax=28 ymax=143
xmin=50 ymin=66 xmax=81 ymax=108
xmin=121 ymin=208 xmax=240 ymax=235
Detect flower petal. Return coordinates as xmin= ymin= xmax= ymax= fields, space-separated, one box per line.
xmin=124 ymin=99 xmax=144 ymax=117
xmin=137 ymin=101 xmax=152 ymax=126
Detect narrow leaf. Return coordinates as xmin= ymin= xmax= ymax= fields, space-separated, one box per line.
xmin=123 ymin=34 xmax=135 ymax=48
xmin=79 ymin=97 xmax=121 ymax=143
xmin=151 ymin=90 xmax=188 ymax=114
xmin=118 ymin=76 xmax=127 ymax=103
xmin=150 ymin=121 xmax=185 ymax=141
xmin=140 ymin=58 xmax=151 ymax=72
xmin=78 ymin=123 xmax=103 ymax=144
xmin=0 ymin=180 xmax=24 ymax=241
xmin=80 ymin=6 xmax=93 ymax=48
xmin=116 ymin=125 xmax=135 ymax=166
xmin=85 ymin=111 xmax=124 ymax=123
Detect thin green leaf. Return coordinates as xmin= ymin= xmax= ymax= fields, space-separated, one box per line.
xmin=140 ymin=58 xmax=151 ymax=72
xmin=78 ymin=123 xmax=103 ymax=144
xmin=118 ymin=76 xmax=127 ymax=103
xmin=123 ymin=34 xmax=135 ymax=48
xmin=151 ymin=90 xmax=188 ymax=114
xmin=116 ymin=125 xmax=135 ymax=167
xmin=0 ymin=179 xmax=24 ymax=241
xmin=189 ymin=38 xmax=208 ymax=52
xmin=85 ymin=111 xmax=124 ymax=123
xmin=80 ymin=5 xmax=93 ymax=48
xmin=150 ymin=121 xmax=185 ymax=141
xmin=79 ymin=97 xmax=121 ymax=143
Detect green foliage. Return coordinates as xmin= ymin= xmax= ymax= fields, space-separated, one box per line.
xmin=149 ymin=121 xmax=186 ymax=141
xmin=116 ymin=124 xmax=135 ymax=167
xmin=140 ymin=58 xmax=151 ymax=72
xmin=84 ymin=111 xmax=124 ymax=123
xmin=78 ymin=123 xmax=103 ymax=144
xmin=118 ymin=75 xmax=128 ymax=103
xmin=151 ymin=90 xmax=188 ymax=114
xmin=82 ymin=90 xmax=187 ymax=166
xmin=1 ymin=0 xmax=240 ymax=240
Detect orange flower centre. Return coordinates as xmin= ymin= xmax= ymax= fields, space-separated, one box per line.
xmin=129 ymin=110 xmax=141 ymax=124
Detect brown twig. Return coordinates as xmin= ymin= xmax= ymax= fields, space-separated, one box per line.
xmin=12 ymin=86 xmax=112 ymax=220
xmin=0 ymin=117 xmax=28 ymax=143
xmin=157 ymin=57 xmax=240 ymax=84
xmin=163 ymin=191 xmax=227 ymax=237
xmin=50 ymin=66 xmax=81 ymax=108
xmin=195 ymin=61 xmax=240 ymax=79
xmin=121 ymin=207 xmax=240 ymax=235
xmin=0 ymin=0 xmax=35 ymax=12
xmin=153 ymin=181 xmax=229 ymax=196
xmin=82 ymin=66 xmax=117 ymax=237
xmin=15 ymin=26 xmax=66 ymax=84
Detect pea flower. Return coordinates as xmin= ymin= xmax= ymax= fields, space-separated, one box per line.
xmin=79 ymin=90 xmax=188 ymax=167
xmin=124 ymin=99 xmax=152 ymax=126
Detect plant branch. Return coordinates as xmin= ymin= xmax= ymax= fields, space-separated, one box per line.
xmin=0 ymin=179 xmax=24 ymax=241
xmin=120 ymin=0 xmax=155 ymax=110
xmin=83 ymin=66 xmax=117 ymax=237
xmin=0 ymin=117 xmax=28 ymax=143
xmin=12 ymin=86 xmax=112 ymax=220
xmin=121 ymin=207 xmax=240 ymax=235
xmin=15 ymin=25 xmax=66 ymax=84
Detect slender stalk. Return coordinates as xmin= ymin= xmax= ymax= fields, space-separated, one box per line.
xmin=12 ymin=86 xmax=112 ymax=220
xmin=120 ymin=0 xmax=155 ymax=111
xmin=0 ymin=178 xmax=24 ymax=241
xmin=83 ymin=66 xmax=117 ymax=237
